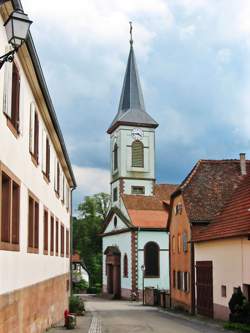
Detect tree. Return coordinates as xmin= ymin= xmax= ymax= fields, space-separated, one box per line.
xmin=73 ymin=192 xmax=110 ymax=287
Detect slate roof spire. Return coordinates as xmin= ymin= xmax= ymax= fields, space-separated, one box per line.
xmin=107 ymin=23 xmax=158 ymax=134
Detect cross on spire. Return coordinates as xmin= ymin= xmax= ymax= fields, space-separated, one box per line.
xmin=129 ymin=21 xmax=133 ymax=46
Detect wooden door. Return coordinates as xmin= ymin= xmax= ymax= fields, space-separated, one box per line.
xmin=107 ymin=265 xmax=113 ymax=294
xmin=196 ymin=261 xmax=213 ymax=318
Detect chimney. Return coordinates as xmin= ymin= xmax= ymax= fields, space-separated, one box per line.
xmin=240 ymin=153 xmax=247 ymax=176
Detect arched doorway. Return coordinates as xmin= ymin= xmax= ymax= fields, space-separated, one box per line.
xmin=104 ymin=246 xmax=121 ymax=299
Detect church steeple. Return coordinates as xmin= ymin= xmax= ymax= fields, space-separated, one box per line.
xmin=107 ymin=25 xmax=158 ymax=134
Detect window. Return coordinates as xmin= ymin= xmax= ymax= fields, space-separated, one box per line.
xmin=172 ymin=236 xmax=176 ymax=254
xmin=175 ymin=203 xmax=183 ymax=215
xmin=29 ymin=104 xmax=39 ymax=164
xmin=61 ymin=223 xmax=65 ymax=257
xmin=184 ymin=272 xmax=190 ymax=292
xmin=183 ymin=232 xmax=188 ymax=253
xmin=132 ymin=140 xmax=144 ymax=167
xmin=56 ymin=219 xmax=59 ymax=256
xmin=0 ymin=169 xmax=20 ymax=251
xmin=221 ymin=285 xmax=227 ymax=297
xmin=114 ymin=216 xmax=118 ymax=228
xmin=28 ymin=194 xmax=39 ymax=253
xmin=178 ymin=234 xmax=181 ymax=253
xmin=144 ymin=242 xmax=159 ymax=277
xmin=131 ymin=186 xmax=145 ymax=195
xmin=177 ymin=271 xmax=182 ymax=290
xmin=113 ymin=187 xmax=118 ymax=202
xmin=50 ymin=215 xmax=54 ymax=255
xmin=113 ymin=143 xmax=118 ymax=171
xmin=66 ymin=229 xmax=69 ymax=257
xmin=54 ymin=161 xmax=60 ymax=195
xmin=123 ymin=254 xmax=128 ymax=277
xmin=66 ymin=185 xmax=70 ymax=210
xmin=173 ymin=270 xmax=176 ymax=288
xmin=42 ymin=130 xmax=50 ymax=180
xmin=43 ymin=209 xmax=48 ymax=254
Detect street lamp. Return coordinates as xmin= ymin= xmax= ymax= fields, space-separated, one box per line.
xmin=141 ymin=264 xmax=145 ymax=305
xmin=0 ymin=9 xmax=32 ymax=69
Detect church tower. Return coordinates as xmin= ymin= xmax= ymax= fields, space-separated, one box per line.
xmin=107 ymin=26 xmax=158 ymax=206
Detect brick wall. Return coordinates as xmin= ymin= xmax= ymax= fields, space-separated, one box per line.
xmin=0 ymin=273 xmax=69 ymax=333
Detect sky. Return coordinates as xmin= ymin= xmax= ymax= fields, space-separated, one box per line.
xmin=22 ymin=0 xmax=250 ymax=211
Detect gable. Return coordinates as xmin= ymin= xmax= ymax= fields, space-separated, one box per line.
xmin=101 ymin=206 xmax=132 ymax=235
xmin=104 ymin=214 xmax=129 ymax=233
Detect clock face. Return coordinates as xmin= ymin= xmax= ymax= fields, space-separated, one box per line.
xmin=131 ymin=128 xmax=143 ymax=140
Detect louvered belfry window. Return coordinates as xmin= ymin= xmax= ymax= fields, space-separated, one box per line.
xmin=132 ymin=140 xmax=144 ymax=167
xmin=113 ymin=143 xmax=118 ymax=171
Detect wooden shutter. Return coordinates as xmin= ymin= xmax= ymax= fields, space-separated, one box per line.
xmin=12 ymin=181 xmax=20 ymax=244
xmin=29 ymin=103 xmax=35 ymax=154
xmin=34 ymin=112 xmax=39 ymax=162
xmin=132 ymin=140 xmax=144 ymax=167
xmin=43 ymin=210 xmax=48 ymax=252
xmin=66 ymin=229 xmax=69 ymax=257
xmin=42 ymin=130 xmax=47 ymax=173
xmin=54 ymin=158 xmax=58 ymax=191
xmin=28 ymin=196 xmax=34 ymax=248
xmin=56 ymin=219 xmax=59 ymax=255
xmin=61 ymin=224 xmax=64 ymax=256
xmin=11 ymin=62 xmax=20 ymax=131
xmin=34 ymin=201 xmax=39 ymax=249
xmin=3 ymin=48 xmax=13 ymax=118
xmin=1 ymin=173 xmax=11 ymax=242
xmin=46 ymin=138 xmax=50 ymax=179
xmin=50 ymin=215 xmax=54 ymax=255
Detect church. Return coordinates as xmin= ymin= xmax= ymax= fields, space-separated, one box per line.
xmin=101 ymin=30 xmax=177 ymax=299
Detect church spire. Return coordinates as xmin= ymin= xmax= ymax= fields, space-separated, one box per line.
xmin=107 ymin=23 xmax=158 ymax=134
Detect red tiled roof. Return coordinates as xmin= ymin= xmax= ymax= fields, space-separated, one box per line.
xmin=122 ymin=183 xmax=177 ymax=229
xmin=178 ymin=160 xmax=250 ymax=222
xmin=192 ymin=172 xmax=250 ymax=242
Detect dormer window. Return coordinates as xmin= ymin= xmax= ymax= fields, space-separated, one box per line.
xmin=132 ymin=140 xmax=144 ymax=168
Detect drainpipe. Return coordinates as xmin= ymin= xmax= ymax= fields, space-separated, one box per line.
xmin=70 ymin=187 xmax=75 ymax=297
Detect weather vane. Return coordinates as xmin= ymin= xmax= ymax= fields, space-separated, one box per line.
xmin=129 ymin=21 xmax=133 ymax=45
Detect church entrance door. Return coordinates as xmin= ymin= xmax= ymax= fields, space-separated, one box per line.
xmin=105 ymin=246 xmax=121 ymax=299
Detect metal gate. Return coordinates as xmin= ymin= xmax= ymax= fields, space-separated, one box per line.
xmin=196 ymin=261 xmax=213 ymax=318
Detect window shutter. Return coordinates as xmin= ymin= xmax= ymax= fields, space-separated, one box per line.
xmin=46 ymin=138 xmax=50 ymax=179
xmin=34 ymin=202 xmax=39 ymax=249
xmin=42 ymin=130 xmax=47 ymax=173
xmin=3 ymin=48 xmax=13 ymax=118
xmin=132 ymin=140 xmax=144 ymax=167
xmin=11 ymin=62 xmax=20 ymax=131
xmin=54 ymin=158 xmax=57 ymax=192
xmin=29 ymin=103 xmax=35 ymax=154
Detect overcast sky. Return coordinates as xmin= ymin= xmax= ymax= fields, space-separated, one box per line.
xmin=22 ymin=0 xmax=250 ymax=211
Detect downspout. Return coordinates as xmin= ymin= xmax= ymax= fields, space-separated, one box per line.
xmin=70 ymin=187 xmax=76 ymax=297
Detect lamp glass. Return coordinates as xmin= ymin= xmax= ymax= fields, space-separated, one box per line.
xmin=4 ymin=10 xmax=32 ymax=48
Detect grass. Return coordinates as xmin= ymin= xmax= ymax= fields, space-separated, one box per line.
xmin=224 ymin=322 xmax=250 ymax=332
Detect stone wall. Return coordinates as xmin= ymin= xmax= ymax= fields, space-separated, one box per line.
xmin=0 ymin=273 xmax=69 ymax=333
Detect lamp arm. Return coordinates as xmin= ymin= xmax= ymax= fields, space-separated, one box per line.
xmin=0 ymin=47 xmax=19 ymax=70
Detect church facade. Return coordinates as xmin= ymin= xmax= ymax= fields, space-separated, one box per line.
xmin=101 ymin=36 xmax=177 ymax=299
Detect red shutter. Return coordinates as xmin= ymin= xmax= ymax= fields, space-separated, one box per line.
xmin=11 ymin=181 xmax=20 ymax=244
xmin=34 ymin=113 xmax=39 ymax=162
xmin=56 ymin=220 xmax=59 ymax=255
xmin=43 ymin=210 xmax=48 ymax=252
xmin=50 ymin=215 xmax=54 ymax=255
xmin=66 ymin=229 xmax=69 ymax=257
xmin=1 ymin=173 xmax=11 ymax=242
xmin=34 ymin=202 xmax=39 ymax=249
xmin=11 ymin=63 xmax=20 ymax=131
xmin=61 ymin=224 xmax=64 ymax=256
xmin=46 ymin=138 xmax=50 ymax=179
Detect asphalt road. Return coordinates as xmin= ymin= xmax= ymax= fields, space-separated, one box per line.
xmin=85 ymin=296 xmax=228 ymax=333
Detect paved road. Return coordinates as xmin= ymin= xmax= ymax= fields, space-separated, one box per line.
xmin=84 ymin=296 xmax=227 ymax=333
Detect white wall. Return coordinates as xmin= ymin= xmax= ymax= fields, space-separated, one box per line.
xmin=137 ymin=231 xmax=169 ymax=290
xmin=105 ymin=214 xmax=128 ymax=233
xmin=0 ymin=15 xmax=71 ymax=295
xmin=195 ymin=237 xmax=250 ymax=308
xmin=103 ymin=232 xmax=132 ymax=290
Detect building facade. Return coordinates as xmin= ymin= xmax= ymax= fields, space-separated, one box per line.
xmin=101 ymin=36 xmax=176 ymax=299
xmin=168 ymin=157 xmax=249 ymax=314
xmin=0 ymin=1 xmax=76 ymax=332
xmin=193 ymin=159 xmax=250 ymax=320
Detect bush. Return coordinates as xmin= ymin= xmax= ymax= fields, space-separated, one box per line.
xmin=224 ymin=322 xmax=250 ymax=332
xmin=69 ymin=295 xmax=85 ymax=315
xmin=229 ymin=287 xmax=246 ymax=314
xmin=73 ymin=279 xmax=88 ymax=294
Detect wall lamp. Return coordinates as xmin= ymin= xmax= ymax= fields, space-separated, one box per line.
xmin=0 ymin=9 xmax=32 ymax=69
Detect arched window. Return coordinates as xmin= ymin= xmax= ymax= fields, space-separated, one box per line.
xmin=113 ymin=143 xmax=118 ymax=171
xmin=132 ymin=140 xmax=144 ymax=167
xmin=123 ymin=254 xmax=128 ymax=277
xmin=144 ymin=242 xmax=159 ymax=277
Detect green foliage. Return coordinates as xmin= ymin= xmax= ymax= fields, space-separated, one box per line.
xmin=73 ymin=192 xmax=110 ymax=287
xmin=224 ymin=322 xmax=250 ymax=332
xmin=69 ymin=295 xmax=85 ymax=314
xmin=73 ymin=279 xmax=88 ymax=294
xmin=229 ymin=287 xmax=246 ymax=314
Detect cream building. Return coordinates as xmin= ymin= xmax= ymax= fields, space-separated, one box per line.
xmin=0 ymin=1 xmax=76 ymax=332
